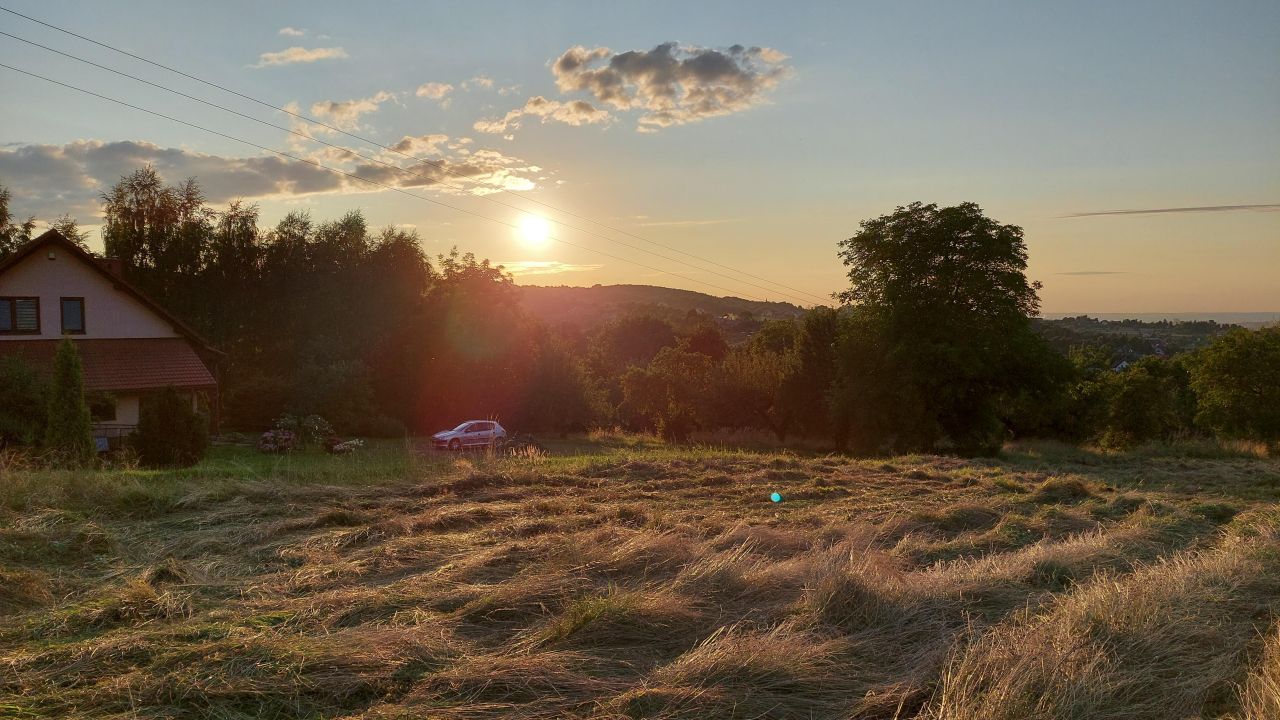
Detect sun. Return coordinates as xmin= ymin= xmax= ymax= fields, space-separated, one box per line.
xmin=517 ymin=214 xmax=551 ymax=248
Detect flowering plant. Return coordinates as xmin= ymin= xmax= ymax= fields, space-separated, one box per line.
xmin=326 ymin=438 xmax=365 ymax=455
xmin=258 ymin=429 xmax=297 ymax=454
xmin=270 ymin=414 xmax=334 ymax=448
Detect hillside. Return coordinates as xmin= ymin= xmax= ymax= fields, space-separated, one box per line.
xmin=516 ymin=283 xmax=807 ymax=335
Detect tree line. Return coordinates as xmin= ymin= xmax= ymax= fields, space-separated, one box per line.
xmin=2 ymin=169 xmax=1277 ymax=454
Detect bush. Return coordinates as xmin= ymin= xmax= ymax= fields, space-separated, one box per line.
xmin=272 ymin=414 xmax=334 ymax=447
xmin=43 ymin=339 xmax=94 ymax=463
xmin=133 ymin=387 xmax=209 ymax=467
xmin=0 ymin=354 xmax=47 ymax=446
xmin=259 ymin=414 xmax=337 ymax=454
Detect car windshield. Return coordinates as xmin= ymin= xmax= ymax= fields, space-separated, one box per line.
xmin=451 ymin=423 xmax=470 ymax=432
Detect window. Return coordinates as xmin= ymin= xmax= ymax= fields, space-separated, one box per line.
xmin=60 ymin=297 xmax=85 ymax=334
xmin=0 ymin=297 xmax=39 ymax=334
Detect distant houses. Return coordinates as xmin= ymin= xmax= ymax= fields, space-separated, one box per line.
xmin=0 ymin=230 xmax=220 ymax=446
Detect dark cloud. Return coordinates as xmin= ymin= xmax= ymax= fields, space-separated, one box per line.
xmin=551 ymin=42 xmax=790 ymax=131
xmin=0 ymin=140 xmax=344 ymax=220
xmin=0 ymin=138 xmax=545 ymax=220
xmin=1062 ymin=204 xmax=1280 ymax=218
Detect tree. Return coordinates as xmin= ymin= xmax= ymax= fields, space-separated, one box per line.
xmin=714 ymin=345 xmax=795 ymax=441
xmin=751 ymin=319 xmax=801 ymax=354
xmin=518 ymin=331 xmax=605 ymax=435
xmin=681 ymin=322 xmax=729 ymax=361
xmin=134 ymin=387 xmax=209 ymax=467
xmin=1084 ymin=357 xmax=1195 ymax=449
xmin=44 ymin=339 xmax=94 ymax=463
xmin=831 ymin=202 xmax=1052 ymax=455
xmin=101 ymin=167 xmax=213 ymax=309
xmin=621 ymin=347 xmax=714 ymax=441
xmin=589 ymin=315 xmax=679 ymax=379
xmin=50 ymin=215 xmax=90 ymax=250
xmin=1187 ymin=328 xmax=1280 ymax=444
xmin=588 ymin=314 xmax=679 ymax=409
xmin=783 ymin=308 xmax=840 ymax=439
xmin=0 ymin=184 xmax=35 ymax=258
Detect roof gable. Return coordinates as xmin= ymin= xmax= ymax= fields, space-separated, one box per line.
xmin=0 ymin=230 xmax=220 ymax=354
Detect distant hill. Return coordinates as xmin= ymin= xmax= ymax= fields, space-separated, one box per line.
xmin=1041 ymin=312 xmax=1280 ymax=330
xmin=516 ymin=283 xmax=807 ymax=339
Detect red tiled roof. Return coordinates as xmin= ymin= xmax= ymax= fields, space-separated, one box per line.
xmin=0 ymin=338 xmax=216 ymax=392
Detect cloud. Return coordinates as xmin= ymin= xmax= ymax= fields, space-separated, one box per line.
xmin=551 ymin=42 xmax=790 ymax=131
xmin=309 ymin=91 xmax=397 ymax=130
xmin=415 ymin=82 xmax=454 ymax=101
xmin=0 ymin=138 xmax=548 ymax=220
xmin=0 ymin=140 xmax=345 ymax=220
xmin=1056 ymin=271 xmax=1127 ymax=276
xmin=389 ymin=134 xmax=452 ymax=156
xmin=350 ymin=144 xmax=546 ymax=195
xmin=499 ymin=260 xmax=604 ymax=277
xmin=253 ymin=46 xmax=348 ymax=67
xmin=474 ymin=95 xmax=610 ymax=134
xmin=464 ymin=75 xmax=495 ymax=90
xmin=1062 ymin=203 xmax=1280 ymax=218
xmin=278 ymin=26 xmax=306 ymax=37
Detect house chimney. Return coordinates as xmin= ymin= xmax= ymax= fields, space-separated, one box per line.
xmin=97 ymin=258 xmax=126 ymax=279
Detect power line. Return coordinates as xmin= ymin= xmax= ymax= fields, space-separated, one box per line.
xmin=0 ymin=29 xmax=824 ymax=307
xmin=0 ymin=4 xmax=833 ymax=306
xmin=0 ymin=60 xmax=790 ymax=303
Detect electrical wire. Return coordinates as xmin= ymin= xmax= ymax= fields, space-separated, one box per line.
xmin=0 ymin=4 xmax=834 ymax=305
xmin=0 ymin=60 xmax=793 ymax=303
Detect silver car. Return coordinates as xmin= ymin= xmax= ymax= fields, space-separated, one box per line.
xmin=432 ymin=420 xmax=507 ymax=451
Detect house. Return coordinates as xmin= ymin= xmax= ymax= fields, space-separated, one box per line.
xmin=0 ymin=229 xmax=220 ymax=445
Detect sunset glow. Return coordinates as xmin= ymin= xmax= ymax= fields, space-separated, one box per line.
xmin=0 ymin=2 xmax=1275 ymax=312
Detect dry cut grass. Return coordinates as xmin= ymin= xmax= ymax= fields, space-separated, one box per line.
xmin=0 ymin=441 xmax=1278 ymax=719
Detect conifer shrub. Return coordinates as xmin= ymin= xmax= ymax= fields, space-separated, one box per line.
xmin=43 ymin=339 xmax=93 ymax=464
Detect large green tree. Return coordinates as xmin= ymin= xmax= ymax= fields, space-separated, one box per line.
xmin=831 ymin=202 xmax=1057 ymax=455
xmin=1187 ymin=327 xmax=1280 ymax=443
xmin=102 ymin=167 xmax=213 ymax=306
xmin=622 ymin=347 xmax=715 ymax=441
xmin=714 ymin=344 xmax=796 ymax=441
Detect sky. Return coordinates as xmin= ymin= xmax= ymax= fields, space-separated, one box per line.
xmin=1 ymin=0 xmax=1277 ymax=313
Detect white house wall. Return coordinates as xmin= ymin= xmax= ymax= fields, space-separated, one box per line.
xmin=0 ymin=246 xmax=181 ymax=340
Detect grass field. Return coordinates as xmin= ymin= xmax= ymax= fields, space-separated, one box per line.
xmin=1 ymin=438 xmax=1279 ymax=719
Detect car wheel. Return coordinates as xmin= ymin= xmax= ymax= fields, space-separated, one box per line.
xmin=448 ymin=438 xmax=461 ymax=451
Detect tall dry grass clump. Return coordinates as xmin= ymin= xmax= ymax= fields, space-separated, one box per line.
xmin=925 ymin=513 xmax=1280 ymax=719
xmin=1236 ymin=624 xmax=1280 ymax=720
